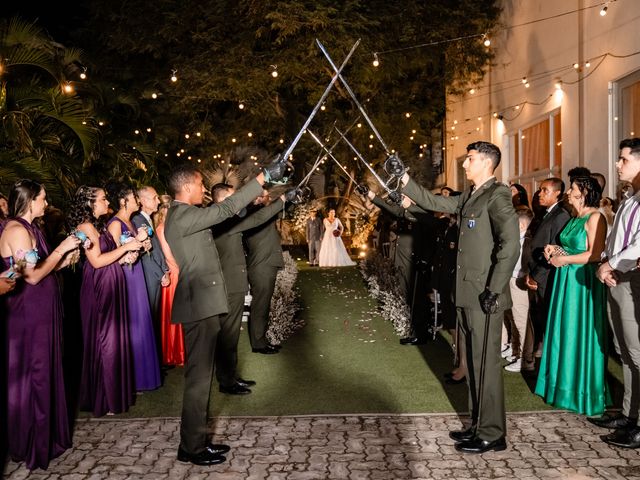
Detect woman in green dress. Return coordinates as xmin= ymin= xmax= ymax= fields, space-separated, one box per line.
xmin=535 ymin=176 xmax=608 ymax=416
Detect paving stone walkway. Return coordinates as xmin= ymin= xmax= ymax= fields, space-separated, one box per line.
xmin=4 ymin=411 xmax=640 ymax=479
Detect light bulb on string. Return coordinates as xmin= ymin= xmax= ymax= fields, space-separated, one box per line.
xmin=279 ymin=138 xmax=284 ymax=144
xmin=372 ymin=53 xmax=379 ymax=67
xmin=63 ymin=82 xmax=74 ymax=94
xmin=469 ymin=88 xmax=475 ymax=94
xmin=238 ymin=102 xmax=245 ymax=110
xmin=357 ymin=123 xmax=362 ymax=128
xmin=79 ymin=68 xmax=87 ymax=80
xmin=405 ymin=112 xmax=411 ymax=118
xmin=270 ymin=65 xmax=278 ymax=78
xmin=196 ymin=132 xmax=201 ymax=137
xmin=483 ymin=34 xmax=491 ymax=47
xmin=525 ymin=82 xmax=530 ymax=88
xmin=232 ymin=138 xmax=237 ymax=143
xmin=170 ymin=69 xmax=178 ymax=82
xmin=147 ymin=128 xmax=152 ymax=133
xmin=151 ymin=93 xmax=158 ymax=99
xmin=134 ymin=129 xmax=140 ymax=135
xmin=585 ymin=60 xmax=591 ymax=68
xmin=600 ymin=4 xmax=608 ymax=16
xmin=320 ymin=104 xmax=326 ymax=111
xmin=185 ymin=134 xmax=190 ymax=139
xmin=248 ymin=132 xmax=253 ymax=137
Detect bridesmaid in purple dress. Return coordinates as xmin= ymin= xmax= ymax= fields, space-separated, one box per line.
xmin=106 ymin=182 xmax=161 ymax=391
xmin=69 ymin=186 xmax=142 ymax=417
xmin=0 ymin=180 xmax=80 ymax=470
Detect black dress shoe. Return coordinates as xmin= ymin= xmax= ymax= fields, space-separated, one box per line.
xmin=455 ymin=436 xmax=507 ymax=453
xmin=207 ymin=443 xmax=231 ymax=455
xmin=400 ymin=337 xmax=427 ymax=345
xmin=252 ymin=346 xmax=279 ymax=354
xmin=235 ymin=377 xmax=256 ymax=387
xmin=177 ymin=445 xmax=227 ymax=466
xmin=450 ymin=426 xmax=477 ymax=442
xmin=445 ymin=376 xmax=466 ymax=385
xmin=219 ymin=383 xmax=251 ymax=395
xmin=588 ymin=413 xmax=637 ymax=430
xmin=602 ymin=426 xmax=640 ymax=448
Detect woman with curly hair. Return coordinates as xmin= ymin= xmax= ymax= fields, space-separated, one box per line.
xmin=106 ymin=182 xmax=161 ymax=391
xmin=0 ymin=179 xmax=80 ymax=470
xmin=69 ymin=186 xmax=142 ymax=417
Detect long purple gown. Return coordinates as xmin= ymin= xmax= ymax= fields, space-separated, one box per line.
xmin=108 ymin=217 xmax=161 ymax=391
xmin=80 ymin=229 xmax=135 ymax=416
xmin=1 ymin=218 xmax=71 ymax=470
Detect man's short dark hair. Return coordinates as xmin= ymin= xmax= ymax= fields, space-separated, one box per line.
xmin=168 ymin=164 xmax=201 ymax=196
xmin=467 ymin=141 xmax=501 ymax=170
xmin=211 ymin=183 xmax=233 ymax=203
xmin=542 ymin=177 xmax=565 ymax=196
xmin=620 ymin=138 xmax=640 ymax=157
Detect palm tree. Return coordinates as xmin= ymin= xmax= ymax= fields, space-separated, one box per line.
xmin=0 ymin=18 xmax=98 ymax=202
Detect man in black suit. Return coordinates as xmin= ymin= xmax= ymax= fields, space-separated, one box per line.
xmin=132 ymin=186 xmax=169 ymax=342
xmin=524 ymin=178 xmax=570 ymax=355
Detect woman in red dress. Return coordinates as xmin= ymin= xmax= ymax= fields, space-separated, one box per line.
xmin=154 ymin=196 xmax=184 ymax=365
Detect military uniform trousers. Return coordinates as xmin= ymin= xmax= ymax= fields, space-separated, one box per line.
xmin=215 ymin=291 xmax=246 ymax=387
xmin=458 ymin=307 xmax=506 ymax=441
xmin=248 ymin=266 xmax=279 ymax=349
xmin=180 ymin=315 xmax=222 ymax=454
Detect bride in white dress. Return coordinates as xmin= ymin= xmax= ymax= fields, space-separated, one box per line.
xmin=318 ymin=209 xmax=356 ymax=267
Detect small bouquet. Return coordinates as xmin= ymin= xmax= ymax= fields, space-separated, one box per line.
xmin=72 ymin=230 xmax=92 ymax=249
xmin=332 ymin=229 xmax=341 ymax=237
xmin=119 ymin=232 xmax=137 ymax=268
xmin=5 ymin=248 xmax=39 ymax=278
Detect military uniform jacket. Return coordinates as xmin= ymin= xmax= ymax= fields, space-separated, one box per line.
xmin=213 ymin=199 xmax=284 ymax=294
xmin=244 ymin=203 xmax=285 ymax=269
xmin=402 ymin=177 xmax=520 ymax=311
xmin=164 ymin=179 xmax=263 ymax=323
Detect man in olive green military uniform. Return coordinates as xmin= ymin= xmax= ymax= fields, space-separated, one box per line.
xmin=358 ymin=186 xmax=436 ymax=343
xmin=395 ymin=141 xmax=520 ymax=453
xmin=164 ymin=159 xmax=286 ymax=466
xmin=211 ymin=184 xmax=293 ymax=394
xmin=244 ymin=190 xmax=286 ymax=354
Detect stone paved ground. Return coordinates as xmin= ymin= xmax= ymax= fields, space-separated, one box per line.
xmin=5 ymin=411 xmax=640 ymax=479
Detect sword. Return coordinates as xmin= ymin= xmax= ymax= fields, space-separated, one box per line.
xmin=334 ymin=126 xmax=402 ymax=204
xmin=306 ymin=129 xmax=358 ymax=184
xmin=316 ymin=39 xmax=407 ymax=184
xmin=280 ymin=39 xmax=361 ymax=163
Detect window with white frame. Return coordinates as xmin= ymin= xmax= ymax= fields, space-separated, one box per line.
xmin=508 ymin=109 xmax=562 ymax=201
xmin=611 ymin=69 xmax=640 ymax=199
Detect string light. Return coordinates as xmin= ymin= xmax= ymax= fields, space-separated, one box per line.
xmin=231 ymin=138 xmax=237 ymax=143
xmin=185 ymin=134 xmax=190 ymax=139
xmin=79 ymin=67 xmax=87 ymax=80
xmin=600 ymin=4 xmax=608 ymax=16
xmin=63 ymin=82 xmax=74 ymax=94
xmin=372 ymin=53 xmax=380 ymax=67
xmin=320 ymin=104 xmax=326 ymax=111
xmin=270 ymin=64 xmax=278 ymax=78
xmin=248 ymin=132 xmax=253 ymax=137
xmin=469 ymin=88 xmax=476 ymax=94
xmin=146 ymin=128 xmax=152 ymax=132
xmin=196 ymin=132 xmax=201 ymax=137
xmin=134 ymin=129 xmax=140 ymax=135
xmin=151 ymin=93 xmax=158 ymax=99
xmin=357 ymin=123 xmax=362 ymax=128
xmin=279 ymin=138 xmax=284 ymax=143
xmin=573 ymin=63 xmax=580 ymax=69
xmin=170 ymin=69 xmax=178 ymax=82
xmin=238 ymin=102 xmax=245 ymax=110
xmin=405 ymin=112 xmax=411 ymax=118
xmin=585 ymin=60 xmax=591 ymax=67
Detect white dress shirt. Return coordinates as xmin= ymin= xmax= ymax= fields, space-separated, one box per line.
xmin=605 ymin=191 xmax=640 ymax=273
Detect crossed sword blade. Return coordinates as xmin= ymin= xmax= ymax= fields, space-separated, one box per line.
xmin=316 ymin=39 xmax=391 ymax=156
xmin=280 ymin=39 xmax=361 ymax=164
xmin=306 ymin=129 xmax=357 ymax=184
xmin=334 ymin=127 xmax=402 ymax=204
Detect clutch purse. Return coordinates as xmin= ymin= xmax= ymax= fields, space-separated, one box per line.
xmin=552 ymin=245 xmax=568 ymax=256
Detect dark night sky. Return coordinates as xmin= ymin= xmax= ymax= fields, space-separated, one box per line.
xmin=4 ymin=1 xmax=89 ymax=43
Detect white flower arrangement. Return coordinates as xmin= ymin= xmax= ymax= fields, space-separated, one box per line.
xmin=267 ymin=251 xmax=304 ymax=344
xmin=359 ymin=253 xmax=412 ymax=337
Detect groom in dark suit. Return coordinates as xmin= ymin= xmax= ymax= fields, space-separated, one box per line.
xmin=164 ymin=158 xmax=287 ymax=466
xmin=524 ymin=178 xmax=570 ymax=355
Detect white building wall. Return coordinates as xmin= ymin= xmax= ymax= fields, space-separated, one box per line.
xmin=444 ymin=0 xmax=640 ymax=198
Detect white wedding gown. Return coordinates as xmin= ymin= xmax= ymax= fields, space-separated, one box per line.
xmin=318 ymin=218 xmax=356 ymax=267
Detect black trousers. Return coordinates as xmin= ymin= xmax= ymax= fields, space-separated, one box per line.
xmin=248 ymin=266 xmax=279 ymax=349
xmin=215 ymin=291 xmax=245 ymax=387
xmin=180 ymin=315 xmax=221 ymax=454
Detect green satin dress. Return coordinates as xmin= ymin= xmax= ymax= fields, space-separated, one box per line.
xmin=534 ymin=214 xmax=608 ymax=415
